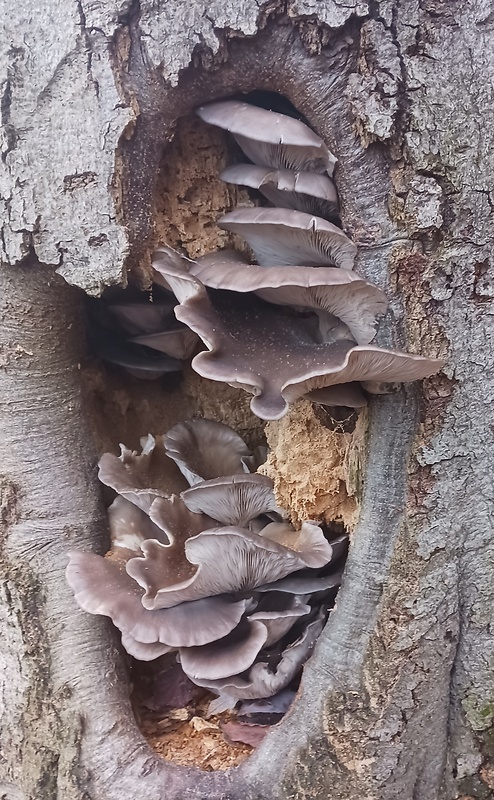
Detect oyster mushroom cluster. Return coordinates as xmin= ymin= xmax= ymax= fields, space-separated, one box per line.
xmin=66 ymin=418 xmax=346 ymax=712
xmin=88 ymin=99 xmax=442 ymax=415
xmin=86 ymin=276 xmax=200 ymax=379
xmin=144 ymin=100 xmax=442 ymax=419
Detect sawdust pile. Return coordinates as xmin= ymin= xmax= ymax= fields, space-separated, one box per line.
xmin=260 ymin=400 xmax=366 ymax=529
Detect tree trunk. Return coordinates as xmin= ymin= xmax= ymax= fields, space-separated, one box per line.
xmin=1 ymin=1 xmax=493 ymax=798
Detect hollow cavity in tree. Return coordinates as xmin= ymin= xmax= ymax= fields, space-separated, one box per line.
xmin=77 ymin=90 xmax=442 ymax=770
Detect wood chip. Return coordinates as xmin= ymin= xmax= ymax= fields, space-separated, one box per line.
xmin=190 ymin=716 xmax=218 ymax=732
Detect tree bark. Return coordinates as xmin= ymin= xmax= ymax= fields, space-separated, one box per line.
xmin=1 ymin=1 xmax=494 ymax=798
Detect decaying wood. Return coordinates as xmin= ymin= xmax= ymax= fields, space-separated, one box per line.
xmin=1 ymin=1 xmax=494 ymax=798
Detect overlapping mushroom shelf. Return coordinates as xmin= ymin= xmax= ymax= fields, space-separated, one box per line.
xmin=88 ymin=99 xmax=442 ymax=419
xmin=67 ymin=419 xmax=346 ymax=719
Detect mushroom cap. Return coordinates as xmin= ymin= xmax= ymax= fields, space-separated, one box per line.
xmin=66 ymin=551 xmax=249 ymax=648
xmin=221 ymin=165 xmax=338 ymax=204
xmin=220 ymin=164 xmax=339 ymax=219
xmin=107 ymin=299 xmax=176 ymax=336
xmin=257 ymin=569 xmax=343 ymax=595
xmin=154 ymin=260 xmax=443 ymax=420
xmin=196 ymin=100 xmax=337 ymax=174
xmin=130 ymin=327 xmax=199 ymax=360
xmin=191 ymin=256 xmax=387 ymax=345
xmin=218 ymin=208 xmax=357 ymax=269
xmin=98 ymin=448 xmax=168 ymax=514
xmin=126 ymin=522 xmax=333 ymax=610
xmin=152 ymin=245 xmax=196 ymax=292
xmin=248 ymin=593 xmax=311 ymax=647
xmin=259 ymin=521 xmax=337 ymax=569
xmin=163 ymin=418 xmax=252 ymax=486
xmin=89 ymin=325 xmax=183 ymax=378
xmin=108 ymin=495 xmax=170 ymax=554
xmin=192 ymin=610 xmax=327 ymax=710
xmin=120 ymin=635 xmax=173 ymax=661
xmin=181 ymin=474 xmax=281 ymax=527
xmin=180 ymin=620 xmax=269 ymax=681
xmin=179 ymin=593 xmax=311 ymax=681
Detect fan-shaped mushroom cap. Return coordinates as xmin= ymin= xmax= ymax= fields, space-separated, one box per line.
xmin=192 ymin=610 xmax=327 ymax=712
xmin=218 ymin=208 xmax=357 ymax=269
xmin=108 ymin=495 xmax=170 ymax=554
xmin=163 ymin=418 xmax=253 ymax=486
xmin=180 ymin=620 xmax=269 ymax=681
xmin=98 ymin=442 xmax=169 ymax=514
xmin=127 ymin=522 xmax=333 ymax=611
xmin=130 ymin=327 xmax=199 ymax=360
xmin=89 ymin=325 xmax=182 ymax=379
xmin=259 ymin=521 xmax=335 ymax=569
xmin=196 ymin=100 xmax=337 ymax=175
xmin=190 ymin=257 xmax=387 ymax=345
xmin=257 ymin=569 xmax=343 ymax=595
xmin=120 ymin=634 xmax=173 ymax=661
xmin=220 ymin=164 xmax=339 ymax=219
xmin=181 ymin=474 xmax=281 ymax=527
xmin=107 ymin=299 xmax=176 ymax=336
xmin=179 ymin=592 xmax=311 ymax=682
xmin=153 ymin=260 xmax=443 ymax=420
xmin=248 ymin=594 xmax=311 ymax=646
xmin=152 ymin=245 xmax=196 ymax=292
xmin=66 ymin=551 xmax=249 ymax=648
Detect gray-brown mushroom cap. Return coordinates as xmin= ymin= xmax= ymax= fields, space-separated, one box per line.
xmin=66 ymin=551 xmax=249 ymax=648
xmin=163 ymin=418 xmax=253 ymax=486
xmin=108 ymin=495 xmax=170 ymax=554
xmin=153 ymin=260 xmax=443 ymax=421
xmin=220 ymin=164 xmax=339 ymax=219
xmin=191 ymin=610 xmax=327 ymax=713
xmin=196 ymin=100 xmax=337 ymax=175
xmin=107 ymin=299 xmax=176 ymax=336
xmin=180 ymin=620 xmax=269 ymax=681
xmin=190 ymin=257 xmax=387 ymax=345
xmin=127 ymin=522 xmax=333 ymax=611
xmin=130 ymin=327 xmax=200 ymax=360
xmin=181 ymin=474 xmax=281 ymax=527
xmin=119 ymin=635 xmax=173 ymax=661
xmin=98 ymin=437 xmax=168 ymax=514
xmin=218 ymin=208 xmax=357 ymax=269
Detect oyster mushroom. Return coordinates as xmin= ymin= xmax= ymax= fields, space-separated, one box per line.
xmin=179 ymin=594 xmax=311 ymax=681
xmin=181 ymin=474 xmax=281 ymax=527
xmin=87 ymin=285 xmax=185 ymax=379
xmin=127 ymin=520 xmax=333 ymax=610
xmin=163 ymin=418 xmax=253 ymax=486
xmin=218 ymin=208 xmax=357 ymax=269
xmin=88 ymin=321 xmax=183 ymax=380
xmin=107 ymin=296 xmax=176 ymax=336
xmin=191 ymin=255 xmax=387 ymax=345
xmin=153 ymin=259 xmax=443 ymax=421
xmin=98 ymin=437 xmax=170 ymax=514
xmin=191 ymin=610 xmax=327 ymax=713
xmin=130 ymin=326 xmax=200 ymax=360
xmin=66 ymin=551 xmax=249 ymax=649
xmin=220 ymin=164 xmax=339 ymax=220
xmin=196 ymin=100 xmax=337 ymax=174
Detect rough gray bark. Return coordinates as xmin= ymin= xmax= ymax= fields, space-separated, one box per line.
xmin=1 ymin=1 xmax=494 ymax=799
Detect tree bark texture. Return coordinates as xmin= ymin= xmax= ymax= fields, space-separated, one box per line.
xmin=1 ymin=1 xmax=494 ymax=798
